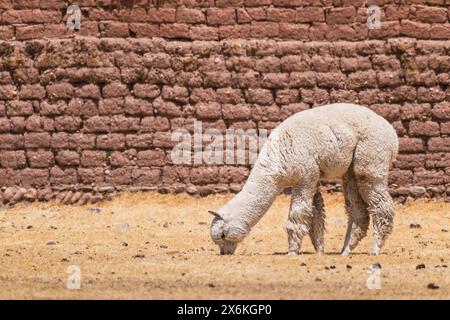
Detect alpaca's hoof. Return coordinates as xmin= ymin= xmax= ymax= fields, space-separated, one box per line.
xmin=341 ymin=248 xmax=350 ymax=256
xmin=287 ymin=251 xmax=299 ymax=256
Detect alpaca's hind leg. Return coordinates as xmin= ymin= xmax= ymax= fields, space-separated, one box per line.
xmin=357 ymin=178 xmax=395 ymax=255
xmin=286 ymin=186 xmax=315 ymax=255
xmin=341 ymin=170 xmax=370 ymax=256
xmin=310 ymin=190 xmax=325 ymax=254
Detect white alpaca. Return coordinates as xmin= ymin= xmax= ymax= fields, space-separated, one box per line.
xmin=209 ymin=103 xmax=399 ymax=256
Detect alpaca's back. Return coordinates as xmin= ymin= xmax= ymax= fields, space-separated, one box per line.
xmin=259 ymin=103 xmax=398 ymax=181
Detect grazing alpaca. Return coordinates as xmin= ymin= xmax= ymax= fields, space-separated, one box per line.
xmin=209 ymin=103 xmax=399 ymax=256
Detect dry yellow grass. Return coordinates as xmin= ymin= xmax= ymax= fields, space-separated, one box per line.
xmin=0 ymin=192 xmax=448 ymax=299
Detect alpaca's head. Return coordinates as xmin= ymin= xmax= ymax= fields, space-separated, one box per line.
xmin=209 ymin=210 xmax=248 ymax=255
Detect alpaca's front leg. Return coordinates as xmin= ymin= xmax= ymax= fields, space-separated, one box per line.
xmin=286 ymin=186 xmax=315 ymax=255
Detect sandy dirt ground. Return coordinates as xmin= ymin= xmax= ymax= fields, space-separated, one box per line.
xmin=0 ymin=191 xmax=448 ymax=300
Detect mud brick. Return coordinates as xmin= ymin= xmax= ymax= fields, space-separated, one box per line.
xmin=110 ymin=115 xmax=140 ymax=132
xmin=300 ymin=89 xmax=329 ymax=106
xmin=274 ymin=23 xmax=309 ymax=40
xmin=417 ymin=87 xmax=446 ymax=102
xmin=245 ymin=89 xmax=274 ymax=105
xmin=100 ymin=22 xmax=129 ymax=37
xmin=50 ymin=167 xmax=77 ymax=185
xmin=290 ymin=72 xmax=317 ymax=88
xmin=0 ymin=118 xmax=11 ymax=133
xmin=317 ymin=73 xmax=347 ymax=89
xmin=206 ymin=8 xmax=236 ymax=25
xmin=161 ymin=86 xmax=189 ymax=104
xmin=0 ymin=151 xmax=26 ymax=168
xmin=147 ymin=8 xmax=176 ymax=23
xmin=190 ymin=88 xmax=217 ymax=103
xmin=133 ymin=84 xmax=160 ymax=99
xmin=340 ymin=57 xmax=372 ymax=72
xmin=51 ymin=132 xmax=69 ymax=149
xmin=105 ymin=167 xmax=133 ymax=185
xmin=141 ymin=117 xmax=170 ymax=132
xmin=161 ymin=166 xmax=190 ymax=184
xmin=218 ymin=166 xmax=249 ymax=183
xmin=400 ymin=20 xmax=430 ymax=39
xmin=96 ymin=134 xmax=125 ymax=150
xmin=261 ymin=73 xmax=289 ymax=89
xmin=425 ymin=153 xmax=450 ymax=169
xmin=369 ymin=104 xmax=401 ymax=122
xmin=394 ymin=154 xmax=425 ymax=169
xmin=81 ymin=151 xmax=106 ymax=167
xmin=388 ymin=169 xmax=413 ymax=185
xmin=153 ymin=132 xmax=177 ymax=149
xmin=27 ymin=151 xmax=54 ymax=168
xmin=137 ymin=150 xmax=166 ymax=167
xmin=110 ymin=150 xmax=137 ymax=167
xmin=428 ymin=137 xmax=450 ymax=152
xmin=275 ymin=89 xmax=299 ymax=105
xmin=413 ymin=169 xmax=445 ymax=186
xmin=24 ymin=132 xmax=51 ymax=148
xmin=280 ymin=55 xmax=308 ymax=72
xmin=66 ymin=99 xmax=98 ymax=117
xmin=102 ymin=82 xmax=129 ymax=98
xmin=25 ymin=115 xmax=54 ymax=132
xmin=6 ymin=101 xmax=33 ymax=116
xmin=255 ymin=57 xmax=280 ymax=73
xmin=176 ymin=8 xmax=205 ymax=24
xmin=222 ymin=104 xmax=252 ymax=120
xmin=39 ymin=101 xmax=66 ymax=116
xmin=195 ymin=103 xmax=222 ymax=119
xmin=347 ymin=71 xmax=377 ymax=89
xmin=0 ymin=26 xmax=14 ymax=40
xmin=377 ymin=71 xmax=403 ymax=87
xmin=399 ymin=137 xmax=424 ymax=152
xmin=160 ymin=23 xmax=190 ymax=39
xmin=54 ymin=116 xmax=82 ymax=132
xmin=441 ymin=122 xmax=450 ymax=135
xmin=296 ymin=7 xmax=324 ymax=23
xmin=409 ymin=120 xmax=440 ymax=137
xmin=216 ymin=88 xmax=243 ymax=104
xmin=83 ymin=116 xmax=111 ymax=133
xmin=123 ymin=97 xmax=153 ymax=116
xmin=414 ymin=5 xmax=448 ymax=24
xmin=400 ymin=103 xmax=431 ymax=120
xmin=68 ymin=133 xmax=96 ymax=150
xmin=75 ymin=84 xmax=102 ymax=99
xmin=125 ymin=134 xmax=153 ymax=148
xmin=129 ymin=23 xmax=159 ymax=38
xmin=190 ymin=166 xmax=219 ymax=184
xmin=0 ymin=85 xmax=17 ymax=100
xmin=46 ymin=83 xmax=74 ymax=99
xmin=326 ymin=7 xmax=356 ymax=25
xmin=132 ymin=168 xmax=161 ymax=186
xmin=19 ymin=84 xmax=45 ymax=99
xmin=21 ymin=168 xmax=49 ymax=187
xmin=152 ymin=98 xmax=182 ymax=117
xmin=204 ymin=72 xmax=232 ymax=88
xmin=431 ymin=102 xmax=450 ymax=119
xmin=78 ymin=168 xmax=105 ymax=184
xmin=56 ymin=150 xmax=80 ymax=166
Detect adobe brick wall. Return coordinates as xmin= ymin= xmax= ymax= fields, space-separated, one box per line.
xmin=0 ymin=1 xmax=449 ymax=204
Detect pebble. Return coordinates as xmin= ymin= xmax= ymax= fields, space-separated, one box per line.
xmin=416 ymin=264 xmax=426 ymax=270
xmin=46 ymin=241 xmax=57 ymax=245
xmin=427 ymin=283 xmax=439 ymax=290
xmin=409 ymin=223 xmax=421 ymax=229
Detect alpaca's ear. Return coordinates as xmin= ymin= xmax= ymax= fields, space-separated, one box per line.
xmin=208 ymin=210 xmax=222 ymax=219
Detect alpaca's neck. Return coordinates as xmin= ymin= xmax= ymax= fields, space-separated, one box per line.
xmin=223 ymin=167 xmax=280 ymax=228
